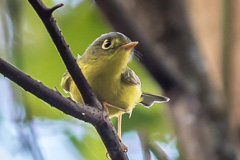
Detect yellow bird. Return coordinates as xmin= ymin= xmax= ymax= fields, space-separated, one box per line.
xmin=61 ymin=32 xmax=169 ymax=151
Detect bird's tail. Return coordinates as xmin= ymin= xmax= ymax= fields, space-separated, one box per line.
xmin=139 ymin=92 xmax=170 ymax=108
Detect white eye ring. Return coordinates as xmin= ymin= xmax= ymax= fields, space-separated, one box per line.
xmin=102 ymin=39 xmax=112 ymax=49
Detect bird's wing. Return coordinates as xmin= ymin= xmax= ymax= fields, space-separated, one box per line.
xmin=121 ymin=67 xmax=141 ymax=86
xmin=61 ymin=55 xmax=81 ymax=92
xmin=139 ymin=92 xmax=170 ymax=108
xmin=61 ymin=71 xmax=72 ymax=93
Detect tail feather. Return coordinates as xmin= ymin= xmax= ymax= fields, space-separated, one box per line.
xmin=139 ymin=92 xmax=170 ymax=108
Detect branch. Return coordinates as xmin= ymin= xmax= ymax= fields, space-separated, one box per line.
xmin=27 ymin=0 xmax=128 ymax=158
xmin=0 ymin=0 xmax=130 ymax=159
xmin=28 ymin=0 xmax=100 ymax=107
xmin=147 ymin=142 xmax=169 ymax=160
xmin=138 ymin=130 xmax=168 ymax=160
xmin=138 ymin=130 xmax=151 ymax=160
xmin=27 ymin=0 xmax=129 ymax=158
xmin=0 ymin=57 xmax=127 ymax=159
xmin=0 ymin=58 xmax=98 ymax=124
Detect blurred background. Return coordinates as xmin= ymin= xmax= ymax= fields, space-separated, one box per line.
xmin=0 ymin=0 xmax=239 ymax=160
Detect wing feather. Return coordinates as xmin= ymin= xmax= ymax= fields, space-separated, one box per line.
xmin=61 ymin=71 xmax=72 ymax=92
xmin=121 ymin=67 xmax=140 ymax=86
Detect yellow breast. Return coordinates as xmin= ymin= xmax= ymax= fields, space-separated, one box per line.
xmin=69 ymin=61 xmax=142 ymax=117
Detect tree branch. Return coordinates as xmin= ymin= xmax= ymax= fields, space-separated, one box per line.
xmin=147 ymin=142 xmax=168 ymax=160
xmin=0 ymin=0 xmax=129 ymax=159
xmin=0 ymin=58 xmax=98 ymax=124
xmin=27 ymin=0 xmax=129 ymax=158
xmin=0 ymin=57 xmax=127 ymax=159
xmin=28 ymin=0 xmax=100 ymax=107
xmin=27 ymin=0 xmax=128 ymax=158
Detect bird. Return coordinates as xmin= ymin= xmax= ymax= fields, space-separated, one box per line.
xmin=61 ymin=32 xmax=169 ymax=152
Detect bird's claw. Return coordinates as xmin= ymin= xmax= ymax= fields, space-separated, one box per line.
xmin=122 ymin=143 xmax=128 ymax=152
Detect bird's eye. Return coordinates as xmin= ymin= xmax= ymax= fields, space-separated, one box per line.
xmin=102 ymin=39 xmax=112 ymax=49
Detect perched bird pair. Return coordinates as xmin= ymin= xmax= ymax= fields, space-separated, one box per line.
xmin=61 ymin=32 xmax=169 ymax=151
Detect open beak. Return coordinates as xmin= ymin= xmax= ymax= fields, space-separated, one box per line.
xmin=122 ymin=41 xmax=138 ymax=50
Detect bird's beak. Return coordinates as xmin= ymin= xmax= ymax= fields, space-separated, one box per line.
xmin=122 ymin=41 xmax=138 ymax=50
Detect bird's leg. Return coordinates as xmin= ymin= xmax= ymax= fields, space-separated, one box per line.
xmin=104 ymin=102 xmax=126 ymax=112
xmin=102 ymin=102 xmax=128 ymax=158
xmin=118 ymin=114 xmax=122 ymax=139
xmin=100 ymin=101 xmax=109 ymax=115
xmin=118 ymin=114 xmax=128 ymax=152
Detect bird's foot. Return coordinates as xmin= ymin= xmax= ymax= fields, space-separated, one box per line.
xmin=122 ymin=143 xmax=128 ymax=152
xmin=106 ymin=152 xmax=110 ymax=159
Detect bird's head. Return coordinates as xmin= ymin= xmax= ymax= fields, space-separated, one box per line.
xmin=81 ymin=32 xmax=138 ymax=72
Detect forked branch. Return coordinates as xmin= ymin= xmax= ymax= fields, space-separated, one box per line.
xmin=0 ymin=0 xmax=129 ymax=159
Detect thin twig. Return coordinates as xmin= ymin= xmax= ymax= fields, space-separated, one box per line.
xmin=49 ymin=3 xmax=64 ymax=14
xmin=138 ymin=130 xmax=151 ymax=160
xmin=147 ymin=142 xmax=169 ymax=160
